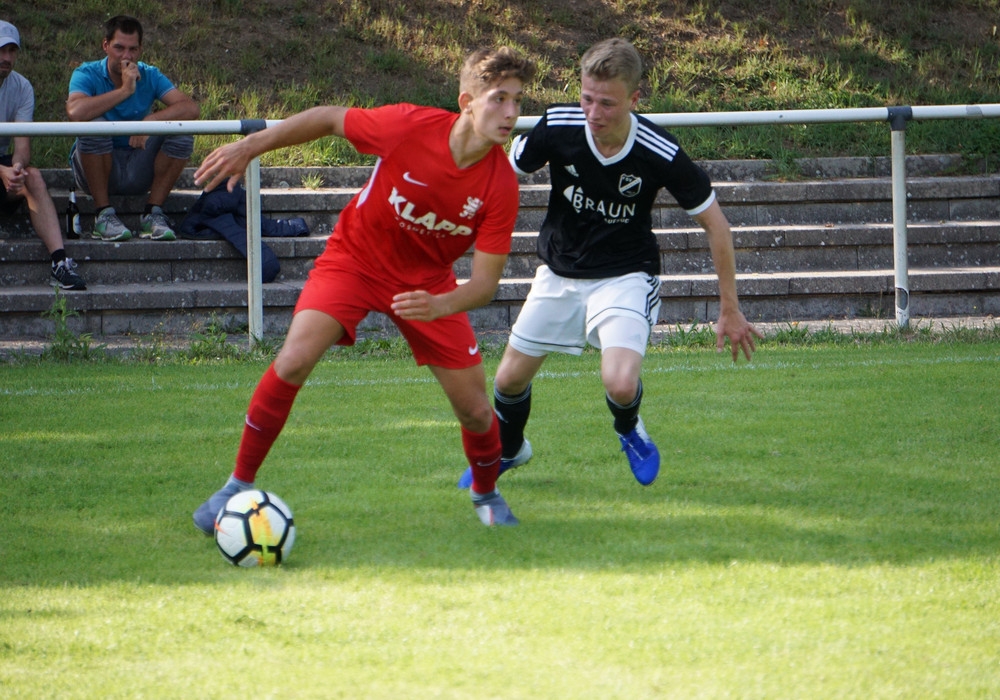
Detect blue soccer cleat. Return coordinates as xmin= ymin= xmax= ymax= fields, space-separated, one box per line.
xmin=471 ymin=489 xmax=519 ymax=526
xmin=618 ymin=417 xmax=660 ymax=486
xmin=192 ymin=476 xmax=254 ymax=535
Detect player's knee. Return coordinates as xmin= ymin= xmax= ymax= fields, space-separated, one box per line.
xmin=272 ymin=349 xmax=318 ymax=385
xmin=605 ymin=381 xmax=639 ymax=407
xmin=493 ymin=370 xmax=528 ymax=397
xmin=494 ymin=355 xmax=538 ymax=396
xmin=602 ymin=367 xmax=640 ymax=405
xmin=455 ymin=400 xmax=494 ymax=433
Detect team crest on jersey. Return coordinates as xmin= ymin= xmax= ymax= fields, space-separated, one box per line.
xmin=564 ymin=164 xmax=579 ymax=178
xmin=619 ymin=174 xmax=642 ymax=198
xmin=460 ymin=197 xmax=483 ymax=219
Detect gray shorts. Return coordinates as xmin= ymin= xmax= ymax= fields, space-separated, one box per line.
xmin=70 ymin=121 xmax=194 ymax=197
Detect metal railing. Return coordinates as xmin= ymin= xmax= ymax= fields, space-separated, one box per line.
xmin=4 ymin=104 xmax=1000 ymax=342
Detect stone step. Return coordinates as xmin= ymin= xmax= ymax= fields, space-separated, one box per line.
xmin=3 ymin=169 xmax=998 ymax=238
xmin=3 ymin=158 xmax=999 ymax=340
xmin=5 ymin=220 xmax=997 ymax=286
xmin=4 ymin=266 xmax=999 ymax=339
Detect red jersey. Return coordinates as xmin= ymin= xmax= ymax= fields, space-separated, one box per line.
xmin=322 ymin=103 xmax=519 ymax=288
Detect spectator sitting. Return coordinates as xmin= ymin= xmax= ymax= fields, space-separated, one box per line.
xmin=0 ymin=20 xmax=85 ymax=290
xmin=66 ymin=14 xmax=199 ymax=242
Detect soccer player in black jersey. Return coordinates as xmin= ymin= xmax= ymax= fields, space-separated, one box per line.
xmin=458 ymin=38 xmax=762 ymax=489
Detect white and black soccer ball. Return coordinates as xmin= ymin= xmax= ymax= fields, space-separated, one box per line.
xmin=214 ymin=490 xmax=296 ymax=567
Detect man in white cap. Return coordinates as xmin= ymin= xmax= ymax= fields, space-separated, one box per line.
xmin=0 ymin=20 xmax=86 ymax=289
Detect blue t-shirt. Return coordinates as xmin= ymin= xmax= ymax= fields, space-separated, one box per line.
xmin=68 ymin=58 xmax=177 ymax=148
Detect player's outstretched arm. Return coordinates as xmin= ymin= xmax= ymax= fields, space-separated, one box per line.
xmin=693 ymin=200 xmax=763 ymax=362
xmin=194 ymin=105 xmax=349 ymax=192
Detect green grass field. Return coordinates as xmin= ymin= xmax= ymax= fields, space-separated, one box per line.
xmin=2 ymin=340 xmax=1000 ymax=698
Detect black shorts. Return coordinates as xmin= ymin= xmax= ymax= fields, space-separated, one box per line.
xmin=0 ymin=154 xmax=25 ymax=215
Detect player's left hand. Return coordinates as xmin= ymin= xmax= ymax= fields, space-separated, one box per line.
xmin=391 ymin=290 xmax=443 ymax=322
xmin=716 ymin=308 xmax=763 ymax=363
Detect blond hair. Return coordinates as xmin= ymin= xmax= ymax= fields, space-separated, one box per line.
xmin=581 ymin=38 xmax=643 ymax=93
xmin=460 ymin=47 xmax=536 ymax=96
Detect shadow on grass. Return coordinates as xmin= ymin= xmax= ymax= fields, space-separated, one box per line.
xmin=6 ymin=456 xmax=994 ymax=588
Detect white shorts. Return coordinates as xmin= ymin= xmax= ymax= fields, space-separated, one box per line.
xmin=509 ymin=265 xmax=661 ymax=357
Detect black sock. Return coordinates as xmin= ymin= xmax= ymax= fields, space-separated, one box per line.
xmin=143 ymin=203 xmax=155 ymax=216
xmin=494 ymin=383 xmax=532 ymax=459
xmin=607 ymin=379 xmax=643 ymax=435
xmin=51 ymin=249 xmax=66 ymax=266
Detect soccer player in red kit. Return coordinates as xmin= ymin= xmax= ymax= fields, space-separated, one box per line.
xmin=192 ymin=47 xmax=536 ymax=531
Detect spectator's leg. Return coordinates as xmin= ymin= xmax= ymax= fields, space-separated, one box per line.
xmin=147 ymin=135 xmax=194 ymax=208
xmin=22 ymin=167 xmax=63 ymax=254
xmin=71 ymin=128 xmax=115 ymax=210
xmin=148 ymin=150 xmax=188 ymax=207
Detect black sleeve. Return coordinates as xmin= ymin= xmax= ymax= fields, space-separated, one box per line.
xmin=662 ymin=145 xmax=714 ymax=212
xmin=510 ymin=114 xmax=550 ymax=175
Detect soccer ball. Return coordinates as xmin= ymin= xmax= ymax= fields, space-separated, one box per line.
xmin=214 ymin=490 xmax=296 ymax=567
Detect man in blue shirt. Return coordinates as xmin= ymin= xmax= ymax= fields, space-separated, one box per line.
xmin=66 ymin=15 xmax=199 ymax=241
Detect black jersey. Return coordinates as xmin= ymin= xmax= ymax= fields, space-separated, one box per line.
xmin=510 ymin=104 xmax=715 ymax=278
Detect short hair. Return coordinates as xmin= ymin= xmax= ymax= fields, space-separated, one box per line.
xmin=459 ymin=47 xmax=536 ymax=97
xmin=580 ymin=38 xmax=643 ymax=93
xmin=104 ymin=15 xmax=143 ymax=44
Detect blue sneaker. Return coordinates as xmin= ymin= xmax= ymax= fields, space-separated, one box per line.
xmin=192 ymin=476 xmax=254 ymax=535
xmin=618 ymin=417 xmax=659 ymax=486
xmin=471 ymin=489 xmax=519 ymax=526
xmin=456 ymin=439 xmax=532 ymax=489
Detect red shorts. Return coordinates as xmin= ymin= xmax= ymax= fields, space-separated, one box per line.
xmin=294 ymin=250 xmax=483 ymax=369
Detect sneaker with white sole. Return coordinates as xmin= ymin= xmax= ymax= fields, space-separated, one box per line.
xmin=617 ymin=416 xmax=660 ymax=486
xmin=456 ymin=439 xmax=532 ymax=489
xmin=471 ymin=489 xmax=519 ymax=526
xmin=192 ymin=476 xmax=254 ymax=535
xmin=140 ymin=207 xmax=176 ymax=241
xmin=50 ymin=258 xmax=87 ymax=290
xmin=92 ymin=207 xmax=132 ymax=241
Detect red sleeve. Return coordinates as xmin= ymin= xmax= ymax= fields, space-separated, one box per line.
xmin=343 ymin=103 xmax=422 ymax=157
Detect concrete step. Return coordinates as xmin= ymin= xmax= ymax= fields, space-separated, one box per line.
xmin=6 ymin=220 xmax=1000 ymax=285
xmin=3 ymin=158 xmax=999 ymax=339
xmin=4 ymin=170 xmax=998 ymax=237
xmin=5 ymin=266 xmax=999 ymax=339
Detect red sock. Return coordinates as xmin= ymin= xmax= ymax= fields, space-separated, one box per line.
xmin=233 ymin=364 xmax=301 ymax=483
xmin=463 ymin=413 xmax=502 ymax=495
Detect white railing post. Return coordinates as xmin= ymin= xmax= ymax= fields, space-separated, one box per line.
xmin=244 ymin=156 xmax=264 ymax=346
xmin=888 ymin=107 xmax=913 ymax=329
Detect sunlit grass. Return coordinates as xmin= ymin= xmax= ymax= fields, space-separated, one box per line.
xmin=2 ymin=340 xmax=1000 ymax=697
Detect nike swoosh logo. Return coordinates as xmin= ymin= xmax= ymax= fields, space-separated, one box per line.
xmin=403 ymin=171 xmax=429 ymax=186
xmin=468 ymin=344 xmax=479 ymax=355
